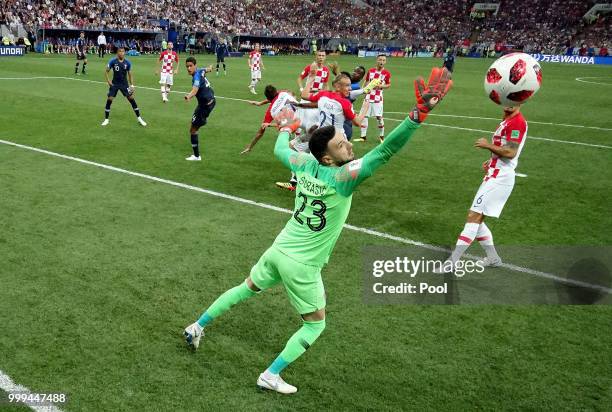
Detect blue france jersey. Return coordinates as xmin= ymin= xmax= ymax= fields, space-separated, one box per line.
xmin=192 ymin=68 xmax=215 ymax=102
xmin=216 ymin=43 xmax=228 ymax=57
xmin=76 ymin=38 xmax=85 ymax=53
xmin=349 ymin=82 xmax=360 ymax=103
xmin=108 ymin=58 xmax=131 ymax=87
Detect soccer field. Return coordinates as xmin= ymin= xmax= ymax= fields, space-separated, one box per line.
xmin=0 ymin=53 xmax=611 ymax=411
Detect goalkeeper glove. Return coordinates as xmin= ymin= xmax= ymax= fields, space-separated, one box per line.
xmin=362 ymin=78 xmax=382 ymax=94
xmin=274 ymin=107 xmax=301 ymax=134
xmin=408 ymin=67 xmax=452 ymax=123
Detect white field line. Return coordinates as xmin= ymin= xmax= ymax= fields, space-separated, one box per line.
xmin=1 ymin=138 xmax=610 ymax=295
xmin=1 ymin=76 xmax=611 ymax=149
xmin=575 ymin=76 xmax=612 ymax=87
xmin=383 ymin=117 xmax=612 ymax=149
xmin=0 ymin=369 xmax=64 ymax=412
xmin=385 ymin=111 xmax=612 ymax=132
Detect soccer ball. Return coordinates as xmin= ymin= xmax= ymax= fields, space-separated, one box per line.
xmin=484 ymin=52 xmax=542 ymax=107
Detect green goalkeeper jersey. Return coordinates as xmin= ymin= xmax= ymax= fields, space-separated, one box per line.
xmin=272 ymin=118 xmax=421 ymax=267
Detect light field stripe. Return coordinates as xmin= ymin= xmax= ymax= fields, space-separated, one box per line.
xmin=0 ymin=370 xmax=64 ymax=412
xmin=1 ymin=138 xmax=610 ymax=295
xmin=383 ymin=118 xmax=612 ymax=149
xmin=385 ymin=111 xmax=612 ymax=132
xmin=1 ymin=76 xmax=610 ymax=149
xmin=575 ymin=77 xmax=612 ymax=87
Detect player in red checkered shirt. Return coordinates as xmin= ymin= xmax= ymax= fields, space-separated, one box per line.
xmin=248 ymin=43 xmax=265 ymax=95
xmin=156 ymin=41 xmax=179 ymax=102
xmin=297 ymin=51 xmax=331 ymax=94
xmin=354 ymin=55 xmax=391 ymax=143
xmin=437 ymin=105 xmax=528 ymax=272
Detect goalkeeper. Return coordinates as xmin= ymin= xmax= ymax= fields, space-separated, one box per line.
xmin=184 ymin=67 xmax=453 ymax=394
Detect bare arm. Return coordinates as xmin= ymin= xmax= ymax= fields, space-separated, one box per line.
xmin=300 ymin=76 xmax=315 ymax=100
xmin=352 ymin=101 xmax=369 ymax=126
xmin=184 ymin=86 xmax=199 ymax=100
xmin=104 ymin=67 xmax=112 ymax=86
xmin=127 ymin=71 xmax=134 ymax=87
xmin=241 ymin=123 xmax=270 ymax=154
xmin=248 ymin=99 xmax=269 ymax=106
xmin=475 ymin=138 xmax=519 ymax=159
xmin=296 ymin=101 xmax=317 ymax=108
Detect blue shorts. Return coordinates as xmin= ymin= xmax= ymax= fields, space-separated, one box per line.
xmin=108 ymin=85 xmax=130 ymax=98
xmin=192 ymin=98 xmax=216 ymax=128
xmin=343 ymin=119 xmax=353 ymax=140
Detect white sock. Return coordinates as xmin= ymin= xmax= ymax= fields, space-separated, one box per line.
xmin=263 ymin=369 xmax=279 ymax=378
xmin=450 ymin=222 xmax=479 ymax=262
xmin=360 ymin=117 xmax=369 ymax=138
xmin=377 ymin=118 xmax=384 ymax=137
xmin=477 ymin=223 xmax=499 ymax=259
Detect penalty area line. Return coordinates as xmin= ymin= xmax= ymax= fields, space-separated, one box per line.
xmin=1 ymin=138 xmax=611 ymax=295
xmin=0 ymin=369 xmax=64 ymax=412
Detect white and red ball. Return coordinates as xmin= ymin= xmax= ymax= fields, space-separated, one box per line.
xmin=484 ymin=52 xmax=542 ymax=107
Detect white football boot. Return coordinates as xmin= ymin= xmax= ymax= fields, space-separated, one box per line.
xmin=101 ymin=119 xmax=110 ymax=126
xmin=185 ymin=155 xmax=202 ymax=161
xmin=184 ymin=323 xmax=203 ymax=350
xmin=476 ymin=256 xmax=502 ymax=268
xmin=257 ymin=372 xmax=297 ymax=394
xmin=137 ymin=117 xmax=147 ymax=127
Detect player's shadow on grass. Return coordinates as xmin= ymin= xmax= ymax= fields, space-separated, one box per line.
xmin=553 ymin=257 xmax=611 ymax=304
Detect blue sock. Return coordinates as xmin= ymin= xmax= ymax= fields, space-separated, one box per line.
xmin=190 ymin=134 xmax=199 ymax=157
xmin=268 ymin=356 xmax=290 ymax=375
xmin=197 ymin=312 xmax=213 ymax=328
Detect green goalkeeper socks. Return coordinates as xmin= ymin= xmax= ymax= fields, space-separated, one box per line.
xmin=197 ymin=282 xmax=256 ymax=327
xmin=268 ymin=319 xmax=326 ymax=375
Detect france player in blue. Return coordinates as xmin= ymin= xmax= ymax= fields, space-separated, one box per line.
xmin=215 ymin=40 xmax=228 ymax=76
xmin=184 ymin=57 xmax=216 ymax=161
xmin=443 ymin=49 xmax=455 ymax=73
xmin=74 ymin=31 xmax=88 ymax=75
xmin=101 ymin=47 xmax=147 ymax=127
xmin=342 ymin=66 xmax=366 ymax=140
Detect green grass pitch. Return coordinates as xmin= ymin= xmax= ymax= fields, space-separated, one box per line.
xmin=0 ymin=53 xmax=611 ymax=411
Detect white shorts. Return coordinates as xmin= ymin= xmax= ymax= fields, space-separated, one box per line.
xmin=251 ymin=70 xmax=261 ymax=80
xmin=364 ymin=101 xmax=383 ymax=117
xmin=159 ymin=73 xmax=173 ymax=85
xmin=296 ymin=106 xmax=319 ymax=132
xmin=469 ymin=179 xmax=514 ymax=218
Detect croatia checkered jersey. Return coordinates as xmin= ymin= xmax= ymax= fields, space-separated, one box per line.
xmin=249 ymin=51 xmax=262 ymax=71
xmin=300 ymin=65 xmax=330 ymax=92
xmin=308 ymin=91 xmax=355 ymax=130
xmin=365 ymin=68 xmax=391 ymax=102
xmin=485 ymin=112 xmax=528 ymax=184
xmin=263 ymin=91 xmax=298 ymax=124
xmin=159 ymin=50 xmax=178 ymax=74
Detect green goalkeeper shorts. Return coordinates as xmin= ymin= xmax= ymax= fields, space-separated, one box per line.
xmin=250 ymin=246 xmax=326 ymax=315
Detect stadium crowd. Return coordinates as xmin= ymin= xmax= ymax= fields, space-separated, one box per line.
xmin=1 ymin=0 xmax=609 ymax=55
